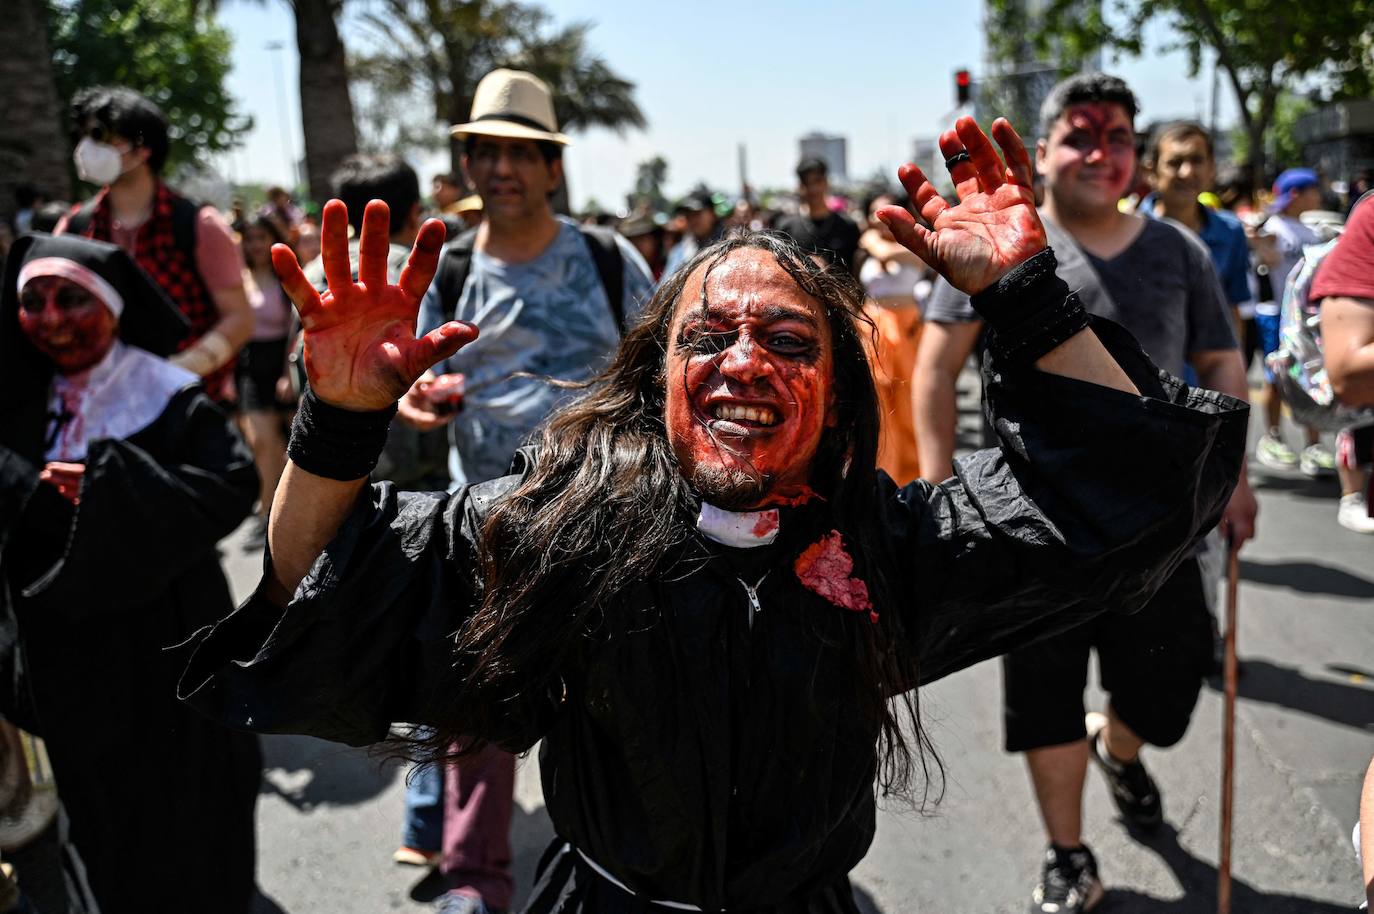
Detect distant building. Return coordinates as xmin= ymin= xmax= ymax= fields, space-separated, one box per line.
xmin=798 ymin=132 xmax=849 ymax=185
xmin=1296 ymin=99 xmax=1374 ymax=188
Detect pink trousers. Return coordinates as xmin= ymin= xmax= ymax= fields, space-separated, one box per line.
xmin=442 ymin=745 xmax=515 ymax=910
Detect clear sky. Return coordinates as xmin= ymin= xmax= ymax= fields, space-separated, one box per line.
xmin=213 ymin=1 xmax=1238 ymax=210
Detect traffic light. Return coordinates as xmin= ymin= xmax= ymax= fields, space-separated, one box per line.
xmin=955 ymin=69 xmax=972 ymax=106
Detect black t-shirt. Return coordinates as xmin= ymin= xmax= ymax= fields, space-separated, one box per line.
xmin=775 ymin=210 xmax=861 ymax=272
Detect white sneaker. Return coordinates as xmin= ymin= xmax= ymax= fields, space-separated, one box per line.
xmin=1337 ymin=494 xmax=1374 ymax=534
xmin=1300 ymin=443 xmax=1336 ymax=477
xmin=1255 ymin=433 xmax=1298 ymax=470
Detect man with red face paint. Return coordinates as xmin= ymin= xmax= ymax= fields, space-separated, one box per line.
xmin=181 ymin=116 xmax=1247 ymax=914
xmin=915 ymin=73 xmax=1256 ymax=913
xmin=0 ymin=234 xmax=261 ymax=914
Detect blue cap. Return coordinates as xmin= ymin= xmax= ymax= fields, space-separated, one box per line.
xmin=1269 ymin=168 xmax=1319 ymax=213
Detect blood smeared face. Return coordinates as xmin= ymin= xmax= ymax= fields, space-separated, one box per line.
xmin=664 ymin=248 xmax=835 ymax=510
xmin=1037 ymin=102 xmax=1136 ymax=217
xmin=16 ymin=275 xmax=118 ymax=374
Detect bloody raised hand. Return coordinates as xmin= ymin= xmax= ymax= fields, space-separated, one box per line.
xmin=272 ymin=199 xmax=478 ymax=412
xmin=876 ymin=116 xmax=1046 ymax=295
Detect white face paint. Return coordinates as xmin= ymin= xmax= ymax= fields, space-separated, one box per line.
xmin=73 ymin=137 xmax=129 ymax=186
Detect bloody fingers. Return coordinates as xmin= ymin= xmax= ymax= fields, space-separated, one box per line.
xmin=895 ymin=163 xmax=949 ymax=225
xmin=356 ymin=200 xmax=393 ymax=290
xmin=954 ymin=116 xmax=1006 ymax=193
xmin=992 ymin=118 xmax=1035 ymax=188
xmin=319 ymin=200 xmax=356 ymax=295
xmin=398 ymin=219 xmax=449 ymax=306
xmin=938 ymin=129 xmax=981 ymax=201
xmin=272 ymin=243 xmax=324 ymax=323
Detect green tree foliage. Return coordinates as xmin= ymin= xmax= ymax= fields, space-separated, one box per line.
xmin=986 ymin=0 xmax=1374 ymax=184
xmin=350 ymin=0 xmax=645 ymax=173
xmin=47 ymin=0 xmax=251 ymax=173
xmin=626 ymin=155 xmax=668 ymax=213
xmin=1231 ymin=92 xmax=1314 ymax=172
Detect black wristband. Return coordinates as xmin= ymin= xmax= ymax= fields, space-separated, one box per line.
xmin=969 ymin=248 xmax=1091 ymax=365
xmin=968 ymin=248 xmax=1066 ymax=326
xmin=286 ymin=387 xmax=396 ymax=481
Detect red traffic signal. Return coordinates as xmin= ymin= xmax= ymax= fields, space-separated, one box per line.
xmin=955 ymin=69 xmax=972 ymax=106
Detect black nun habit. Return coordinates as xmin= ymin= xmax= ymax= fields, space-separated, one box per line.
xmin=0 ymin=234 xmax=261 ymax=914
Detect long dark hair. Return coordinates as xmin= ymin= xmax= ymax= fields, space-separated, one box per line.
xmin=415 ymin=231 xmax=942 ymax=804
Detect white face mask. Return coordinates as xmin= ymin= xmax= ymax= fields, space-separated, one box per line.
xmin=73 ymin=137 xmax=131 ymax=186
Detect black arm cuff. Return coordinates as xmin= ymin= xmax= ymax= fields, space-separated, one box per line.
xmin=286 ymin=388 xmax=396 ymax=481
xmin=969 ymin=248 xmax=1090 ymax=366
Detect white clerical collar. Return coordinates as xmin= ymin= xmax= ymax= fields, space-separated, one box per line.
xmin=696 ymin=501 xmax=781 ymax=549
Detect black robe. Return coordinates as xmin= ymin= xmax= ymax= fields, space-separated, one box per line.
xmin=181 ymin=319 xmax=1248 ymax=913
xmin=0 ymin=384 xmax=262 ymax=914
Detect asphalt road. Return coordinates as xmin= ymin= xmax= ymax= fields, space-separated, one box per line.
xmin=224 ymin=369 xmax=1372 ymax=914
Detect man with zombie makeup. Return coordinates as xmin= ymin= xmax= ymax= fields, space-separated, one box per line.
xmin=180 ymin=116 xmax=1246 ymax=914
xmin=55 ymin=85 xmax=252 ymax=405
xmin=913 ymin=73 xmax=1256 ymax=912
xmin=394 ymin=69 xmax=653 ymax=914
xmin=0 ymin=234 xmax=261 ymax=912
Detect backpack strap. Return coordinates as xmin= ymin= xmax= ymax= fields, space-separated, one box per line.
xmin=434 ymin=228 xmax=479 ymax=323
xmin=578 ymin=224 xmax=626 ymax=334
xmin=434 ymin=224 xmax=629 ymax=335
xmin=169 ymin=193 xmax=200 ymax=258
xmin=64 ymin=193 xmax=198 ymax=257
xmin=63 ymin=198 xmax=99 ymax=236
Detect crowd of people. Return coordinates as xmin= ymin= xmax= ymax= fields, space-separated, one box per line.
xmin=0 ymin=61 xmax=1370 ymax=914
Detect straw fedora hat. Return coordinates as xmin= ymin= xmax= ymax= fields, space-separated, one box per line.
xmin=450 ymin=69 xmax=571 ymax=146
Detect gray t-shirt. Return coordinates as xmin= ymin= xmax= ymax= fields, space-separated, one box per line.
xmin=922 ymin=215 xmax=1237 ymax=377
xmin=419 ymin=216 xmax=655 ymax=486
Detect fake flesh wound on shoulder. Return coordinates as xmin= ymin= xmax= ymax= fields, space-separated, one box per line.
xmin=794 ymin=530 xmax=877 ymax=623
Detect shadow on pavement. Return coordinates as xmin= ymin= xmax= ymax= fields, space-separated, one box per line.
xmin=1249 ymin=471 xmax=1339 ymax=500
xmin=251 ymin=888 xmax=289 ymax=913
xmin=258 ymin=734 xmax=401 ymax=810
xmin=851 ymin=885 xmax=885 ymax=913
xmin=1105 ymin=823 xmax=1354 ymax=912
xmin=1239 ymin=558 xmax=1374 ymax=599
xmin=1204 ymin=657 xmax=1374 ymax=731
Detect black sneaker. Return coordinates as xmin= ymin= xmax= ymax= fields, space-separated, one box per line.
xmin=1030 ymin=843 xmax=1104 ymax=914
xmin=1086 ymin=711 xmax=1164 ymax=832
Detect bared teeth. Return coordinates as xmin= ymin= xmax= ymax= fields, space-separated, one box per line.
xmin=712 ymin=404 xmax=779 ymax=426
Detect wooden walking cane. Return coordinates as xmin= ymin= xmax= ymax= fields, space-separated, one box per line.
xmin=1218 ymin=543 xmax=1240 ymax=914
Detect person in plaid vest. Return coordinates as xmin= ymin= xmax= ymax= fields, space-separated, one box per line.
xmin=56 ymin=85 xmax=252 ymax=405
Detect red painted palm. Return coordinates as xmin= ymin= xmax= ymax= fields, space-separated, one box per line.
xmin=877 ymin=117 xmax=1047 ymax=295
xmin=272 ymin=199 xmax=478 ymax=411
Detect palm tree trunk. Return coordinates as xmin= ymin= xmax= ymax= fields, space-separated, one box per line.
xmin=293 ymin=0 xmax=359 ymax=205
xmin=0 ymin=0 xmax=72 ymax=227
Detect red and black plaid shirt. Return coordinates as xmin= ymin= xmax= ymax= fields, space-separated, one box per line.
xmin=77 ymin=182 xmax=235 ymax=401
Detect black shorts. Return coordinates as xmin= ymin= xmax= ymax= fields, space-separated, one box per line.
xmin=235 ymin=338 xmax=289 ymax=412
xmin=1002 ymin=557 xmax=1212 ymax=753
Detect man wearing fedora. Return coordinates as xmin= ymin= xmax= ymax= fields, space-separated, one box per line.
xmin=398 ymin=68 xmax=653 ymax=914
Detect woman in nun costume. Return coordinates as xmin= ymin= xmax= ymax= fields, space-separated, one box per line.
xmin=0 ymin=233 xmax=261 ymax=913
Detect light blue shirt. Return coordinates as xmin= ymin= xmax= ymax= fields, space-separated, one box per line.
xmin=418 ymin=216 xmax=654 ymax=486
